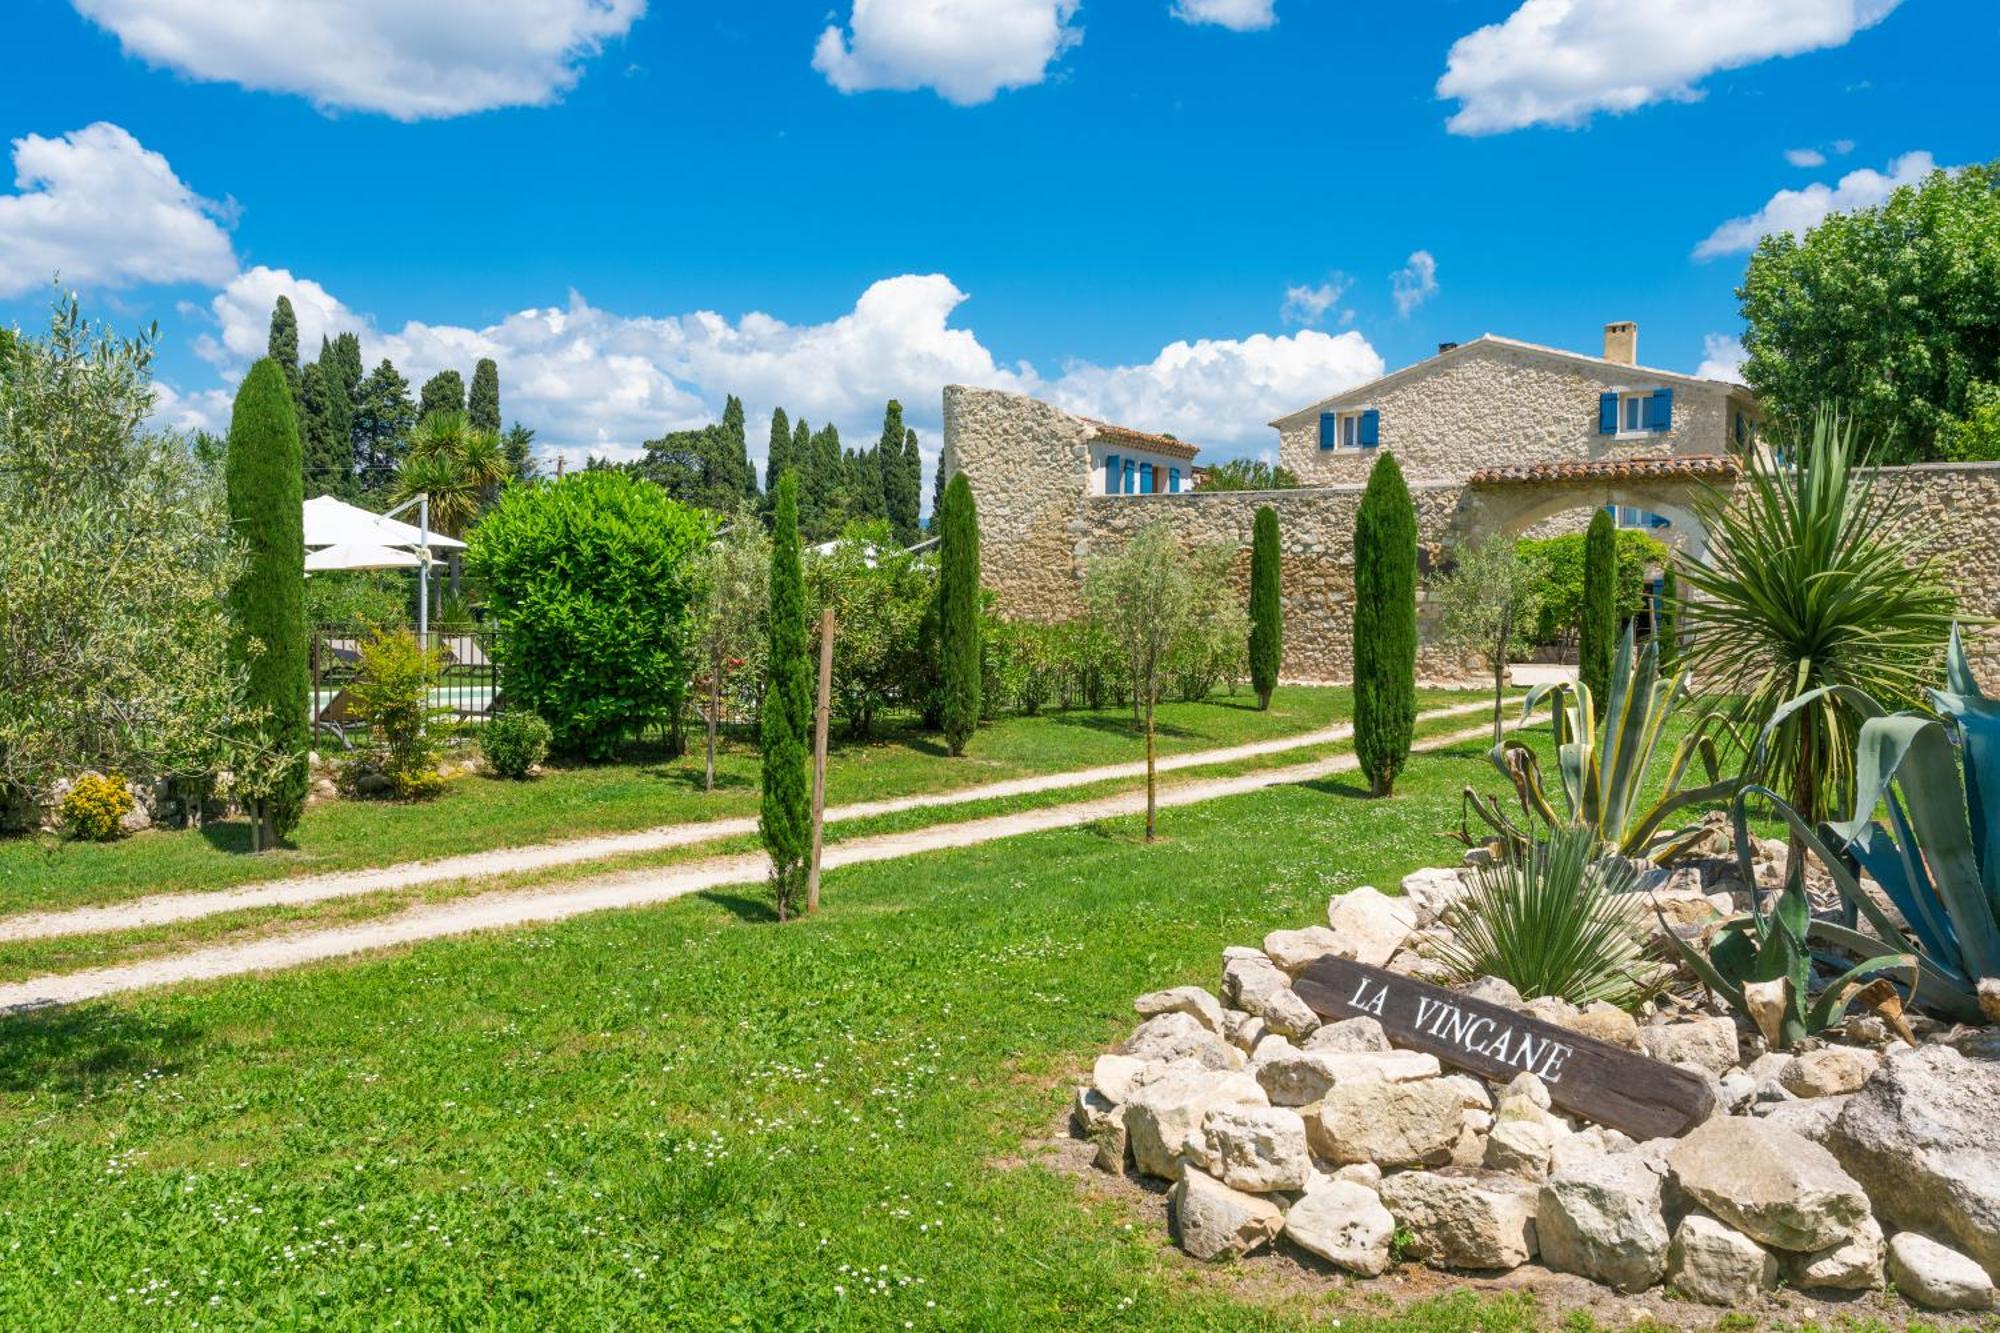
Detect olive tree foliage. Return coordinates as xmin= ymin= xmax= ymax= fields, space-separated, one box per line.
xmin=1431 ymin=536 xmax=1541 ymax=744
xmin=805 ymin=521 xmax=934 ymax=740
xmin=693 ymin=508 xmax=770 ymax=791
xmin=0 ymin=298 xmax=264 ymax=828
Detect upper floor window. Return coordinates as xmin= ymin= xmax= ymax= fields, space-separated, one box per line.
xmin=1318 ymin=409 xmax=1380 ymax=450
xmin=1598 ymin=388 xmax=1672 ymax=437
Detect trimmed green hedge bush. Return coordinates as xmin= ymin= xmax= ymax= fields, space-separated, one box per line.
xmin=480 ymin=710 xmax=552 ymax=779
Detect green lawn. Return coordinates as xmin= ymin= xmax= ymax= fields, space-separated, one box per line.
xmin=0 ymin=729 xmax=1595 ymax=1330
xmin=0 ymin=686 xmax=1487 ymax=917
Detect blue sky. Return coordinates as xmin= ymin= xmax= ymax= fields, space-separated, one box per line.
xmin=1 ymin=0 xmax=1993 ymax=476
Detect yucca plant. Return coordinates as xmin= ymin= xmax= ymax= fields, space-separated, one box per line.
xmin=1460 ymin=626 xmax=1740 ymax=864
xmin=1427 ymin=825 xmax=1665 ymax=1010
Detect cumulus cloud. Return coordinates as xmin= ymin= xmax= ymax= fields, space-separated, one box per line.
xmin=68 ymin=0 xmax=645 ymax=119
xmin=1437 ymin=0 xmax=1903 ymax=135
xmin=1281 ymin=275 xmax=1350 ymax=328
xmin=813 ymin=0 xmax=1081 ymax=104
xmin=1170 ymin=0 xmax=1277 ymax=32
xmin=1391 ymin=250 xmax=1438 ymax=317
xmin=1694 ymin=149 xmax=1937 ymax=258
xmin=1696 ymin=333 xmax=1746 ymax=383
xmin=0 ymin=122 xmax=236 ymax=298
xmin=1786 ymin=147 xmax=1826 ymax=167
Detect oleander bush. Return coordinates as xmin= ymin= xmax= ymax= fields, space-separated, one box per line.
xmin=480 ymin=710 xmax=552 ymax=780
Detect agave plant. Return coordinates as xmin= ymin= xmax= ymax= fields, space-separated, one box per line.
xmin=1459 ymin=626 xmax=1741 ymax=864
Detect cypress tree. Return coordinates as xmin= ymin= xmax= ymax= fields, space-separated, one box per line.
xmin=323 ymin=332 xmax=364 ymax=401
xmin=468 ymin=358 xmax=501 ymax=434
xmin=1656 ymin=567 xmax=1681 ymax=674
xmin=760 ymin=471 xmax=813 ymax=921
xmin=267 ymin=296 xmax=300 ymax=403
xmin=298 ymin=361 xmax=354 ymax=500
xmin=879 ymin=401 xmax=919 ymax=544
xmin=903 ymin=428 xmax=923 ymax=535
xmin=848 ymin=445 xmax=886 ymax=523
xmin=1353 ymin=453 xmax=1417 ymax=797
xmin=1249 ymin=505 xmax=1283 ymax=710
xmin=765 ymin=407 xmax=792 ymax=495
xmin=938 ymin=472 xmax=982 ymax=756
xmin=1579 ymin=509 xmax=1618 ymax=706
xmin=225 ymin=359 xmax=310 ymax=846
xmin=420 ymin=369 xmax=465 ymax=420
xmin=792 ymin=418 xmax=815 ymax=533
xmin=719 ymin=395 xmax=752 ymax=500
xmin=931 ymin=442 xmax=949 ymax=527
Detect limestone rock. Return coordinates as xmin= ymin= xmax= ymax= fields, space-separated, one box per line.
xmin=1124 ymin=1065 xmax=1267 ymax=1180
xmin=1171 ymin=1167 xmax=1284 ymax=1262
xmin=1120 ymin=1011 xmax=1242 ymax=1072
xmin=1483 ymin=1117 xmax=1556 ymax=1180
xmin=1309 ymin=1078 xmax=1469 ymax=1169
xmin=1221 ymin=953 xmax=1286 ymax=1009
xmin=1400 ymin=866 xmax=1466 ymax=927
xmin=1779 ymin=1046 xmax=1879 ymax=1099
xmin=1438 ymin=1073 xmax=1495 ymax=1111
xmin=1301 ymin=1016 xmax=1392 ymax=1054
xmin=1756 ymin=1094 xmax=1849 ymax=1144
xmin=1667 ymin=1212 xmax=1777 ymax=1305
xmin=1462 ymin=975 xmax=1524 ymax=1009
xmin=1262 ymin=925 xmax=1349 ymax=975
xmin=1091 ymin=1054 xmax=1148 ymax=1105
xmin=1378 ymin=1167 xmax=1539 ymax=1271
xmin=1223 ymin=1010 xmax=1266 ymax=1053
xmin=1134 ymin=985 xmax=1225 ymax=1034
xmin=1255 ymin=1048 xmax=1440 ymax=1108
xmin=1324 ymin=887 xmax=1417 ymax=968
xmin=1638 ymin=1017 xmax=1740 ymax=1076
xmin=1075 ymin=1088 xmax=1129 ymax=1172
xmin=1520 ymin=995 xmax=1580 ymax=1026
xmin=1668 ymin=1116 xmax=1871 ymax=1252
xmin=1886 ymin=1232 xmax=1996 ymax=1311
xmin=1561 ymin=1004 xmax=1640 ymax=1051
xmin=1193 ymin=1104 xmax=1311 ymax=1193
xmin=1827 ymin=1045 xmax=2000 ymax=1277
xmin=1283 ymin=1178 xmax=1395 ymax=1276
xmin=1784 ymin=1214 xmax=1884 ymax=1292
xmin=1333 ymin=1162 xmax=1382 ymax=1188
xmin=1537 ymin=1152 xmax=1670 ymax=1293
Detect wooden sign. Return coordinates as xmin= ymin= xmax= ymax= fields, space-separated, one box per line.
xmin=1292 ymin=955 xmax=1715 ymax=1141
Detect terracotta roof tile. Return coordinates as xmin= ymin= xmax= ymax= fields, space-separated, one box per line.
xmin=1468 ymin=454 xmax=1739 ymax=485
xmin=1083 ymin=419 xmax=1201 ymax=460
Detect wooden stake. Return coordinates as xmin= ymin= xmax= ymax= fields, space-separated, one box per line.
xmin=806 ymin=608 xmax=835 ymax=913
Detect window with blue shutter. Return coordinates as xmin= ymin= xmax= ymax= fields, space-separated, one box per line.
xmin=1319 ymin=412 xmax=1337 ymax=449
xmin=1598 ymin=392 xmax=1618 ymax=435
xmin=1359 ymin=410 xmax=1380 ymax=448
xmin=1140 ymin=462 xmax=1154 ymax=494
xmin=1123 ymin=460 xmax=1136 ymax=494
xmin=1105 ymin=453 xmax=1119 ymax=493
xmin=1645 ymin=388 xmax=1673 ymax=432
xmin=1169 ymin=467 xmax=1181 ymax=493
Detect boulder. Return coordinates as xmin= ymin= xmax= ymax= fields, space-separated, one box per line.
xmin=1378 ymin=1168 xmax=1539 ymax=1271
xmin=1483 ymin=1117 xmax=1556 ymax=1180
xmin=1222 ymin=956 xmax=1320 ymax=1038
xmin=1784 ymin=1214 xmax=1884 ymax=1293
xmin=1222 ymin=1009 xmax=1267 ymax=1054
xmin=1134 ymin=986 xmax=1225 ymax=1034
xmin=1779 ymin=1046 xmax=1879 ymax=1099
xmin=1400 ymin=866 xmax=1466 ymax=926
xmin=1262 ymin=925 xmax=1349 ymax=975
xmin=1192 ymin=1104 xmax=1311 ymax=1193
xmin=1561 ymin=1004 xmax=1640 ymax=1051
xmin=1120 ymin=1011 xmax=1242 ymax=1072
xmin=1310 ymin=1076 xmax=1466 ymax=1168
xmin=1462 ymin=976 xmax=1524 ymax=1009
xmin=1324 ymin=887 xmax=1417 ymax=968
xmin=1301 ymin=1016 xmax=1392 ymax=1054
xmin=1666 ymin=1212 xmax=1777 ymax=1305
xmin=1246 ymin=986 xmax=1321 ymax=1040
xmin=1333 ymin=1162 xmax=1382 ymax=1188
xmin=1536 ymin=1152 xmax=1671 ymax=1293
xmin=1221 ymin=954 xmax=1286 ymax=1009
xmin=1254 ymin=1048 xmax=1440 ymax=1107
xmin=1075 ymin=1088 xmax=1129 ymax=1172
xmin=1886 ymin=1232 xmax=1995 ymax=1312
xmin=1827 ymin=1045 xmax=2000 ymax=1278
xmin=1171 ymin=1167 xmax=1285 ymax=1262
xmin=1668 ymin=1116 xmax=1871 ymax=1252
xmin=1091 ymin=1054 xmax=1149 ymax=1105
xmin=1283 ymin=1179 xmax=1395 ymax=1276
xmin=1638 ymin=1017 xmax=1740 ymax=1077
xmin=1124 ymin=1065 xmax=1268 ymax=1180
xmin=1756 ymin=1094 xmax=1849 ymax=1144
xmin=1520 ymin=995 xmax=1581 ymax=1026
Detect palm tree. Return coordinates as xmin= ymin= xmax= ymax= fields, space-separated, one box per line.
xmin=1677 ymin=407 xmax=1959 ymax=829
xmin=390 ymin=411 xmax=511 ymax=538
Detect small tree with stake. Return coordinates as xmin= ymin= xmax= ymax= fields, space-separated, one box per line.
xmin=937 ymin=472 xmax=982 ymax=756
xmin=1248 ymin=505 xmax=1283 ymax=710
xmin=1431 ymin=535 xmax=1540 ymax=744
xmin=1085 ymin=521 xmax=1198 ymax=842
xmin=1353 ymin=452 xmax=1417 ymax=797
xmin=760 ymin=473 xmax=812 ymax=920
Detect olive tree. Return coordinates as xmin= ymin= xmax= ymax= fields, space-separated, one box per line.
xmin=1431 ymin=536 xmax=1541 ymax=744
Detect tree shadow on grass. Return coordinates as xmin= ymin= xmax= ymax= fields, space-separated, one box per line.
xmin=698 ymin=889 xmax=780 ymax=924
xmin=1044 ymin=713 xmax=1200 ymax=742
xmin=1299 ymin=777 xmax=1381 ymax=801
xmin=0 ymin=1003 xmax=203 ymax=1096
xmin=644 ymin=766 xmax=756 ymax=794
xmin=197 ymin=820 xmax=261 ymax=855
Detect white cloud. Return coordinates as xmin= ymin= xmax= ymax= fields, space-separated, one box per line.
xmin=1785 ymin=147 xmax=1826 ymax=167
xmin=1437 ymin=0 xmax=1903 ymax=135
xmin=1170 ymin=0 xmax=1276 ymax=32
xmin=1391 ymin=250 xmax=1438 ymax=317
xmin=0 ymin=122 xmax=236 ymax=299
xmin=1281 ymin=274 xmax=1350 ymax=328
xmin=813 ymin=0 xmax=1081 ymax=105
xmin=1694 ymin=149 xmax=1937 ymax=258
xmin=1696 ymin=333 xmax=1746 ymax=383
xmin=1831 ymin=137 xmax=1855 ymax=155
xmin=68 ymin=0 xmax=645 ymax=120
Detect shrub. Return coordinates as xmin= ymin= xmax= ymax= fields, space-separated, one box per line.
xmin=468 ymin=470 xmax=713 ymax=759
xmin=305 ymin=570 xmax=409 ymax=635
xmin=937 ymin=473 xmax=982 ymax=755
xmin=339 ymin=630 xmax=450 ymax=800
xmin=1166 ymin=545 xmax=1249 ymax=703
xmin=480 ymin=711 xmax=552 ymax=780
xmin=1578 ymin=510 xmax=1617 ymax=707
xmin=59 ymin=772 xmax=134 ymax=842
xmin=804 ymin=521 xmax=932 ymax=738
xmin=1353 ymin=453 xmax=1417 ymax=797
xmin=1515 ymin=529 xmax=1667 ymax=650
xmin=761 ymin=472 xmax=812 ymax=921
xmin=1195 ymin=459 xmax=1299 ymax=492
xmin=1248 ymin=506 xmax=1282 ymax=710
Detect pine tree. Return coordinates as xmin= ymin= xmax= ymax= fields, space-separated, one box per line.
xmin=903 ymin=428 xmax=923 ymax=536
xmin=760 ymin=471 xmax=813 ymax=920
xmin=1249 ymin=506 xmax=1283 ymax=710
xmin=420 ymin=369 xmax=465 ymax=420
xmin=719 ymin=395 xmax=753 ymax=501
xmin=938 ymin=472 xmax=982 ymax=756
xmin=352 ymin=359 xmax=417 ymax=497
xmin=225 ymin=358 xmax=309 ymax=847
xmin=1580 ymin=508 xmax=1618 ymax=707
xmin=468 ymin=358 xmax=501 ymax=434
xmin=298 ymin=361 xmax=354 ymax=500
xmin=879 ymin=400 xmax=919 ymax=545
xmin=267 ymin=296 xmax=300 ymax=403
xmin=1353 ymin=453 xmax=1417 ymax=797
xmin=765 ymin=407 xmax=792 ymax=495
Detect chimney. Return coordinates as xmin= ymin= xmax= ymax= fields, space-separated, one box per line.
xmin=1437 ymin=341 xmax=1459 ymax=355
xmin=1603 ymin=321 xmax=1638 ymax=366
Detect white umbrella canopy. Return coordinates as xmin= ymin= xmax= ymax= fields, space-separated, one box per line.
xmin=302 ymin=495 xmax=466 ymax=551
xmin=305 ymin=542 xmax=424 ymax=572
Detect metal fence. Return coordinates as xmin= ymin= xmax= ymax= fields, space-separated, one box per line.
xmin=311 ymin=626 xmax=498 ymax=744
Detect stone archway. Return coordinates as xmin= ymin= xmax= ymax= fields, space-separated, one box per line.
xmin=1445 ymin=455 xmax=1739 ymax=562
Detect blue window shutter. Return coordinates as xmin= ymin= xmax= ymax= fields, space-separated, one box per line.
xmin=1359 ymin=409 xmax=1380 ymax=448
xmin=1122 ymin=460 xmax=1133 ymax=494
xmin=1647 ymin=387 xmax=1673 ymax=432
xmin=1598 ymin=392 xmax=1618 ymax=435
xmin=1169 ymin=467 xmax=1181 ymax=492
xmin=1105 ymin=453 xmax=1118 ymax=493
xmin=1140 ymin=462 xmax=1154 ymax=494
xmin=1319 ymin=412 xmax=1337 ymax=449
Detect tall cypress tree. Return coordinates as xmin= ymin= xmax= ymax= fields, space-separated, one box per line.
xmin=1249 ymin=506 xmax=1283 ymax=710
xmin=225 ymin=358 xmax=309 ymax=847
xmin=761 ymin=470 xmax=812 ymax=920
xmin=879 ymin=400 xmax=919 ymax=545
xmin=1580 ymin=508 xmax=1618 ymax=707
xmin=468 ymin=358 xmax=502 ymax=434
xmin=719 ymin=395 xmax=753 ymax=501
xmin=791 ymin=418 xmax=814 ymax=534
xmin=931 ymin=442 xmax=948 ymax=527
xmin=323 ymin=332 xmax=364 ymax=400
xmin=298 ymin=361 xmax=354 ymax=500
xmin=765 ymin=407 xmax=792 ymax=495
xmin=848 ymin=445 xmax=886 ymax=523
xmin=267 ymin=296 xmax=300 ymax=404
xmin=903 ymin=428 xmax=923 ymax=535
xmin=1656 ymin=567 xmax=1681 ymax=674
xmin=938 ymin=472 xmax=982 ymax=756
xmin=1353 ymin=453 xmax=1416 ymax=797
xmin=420 ymin=369 xmax=465 ymax=420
